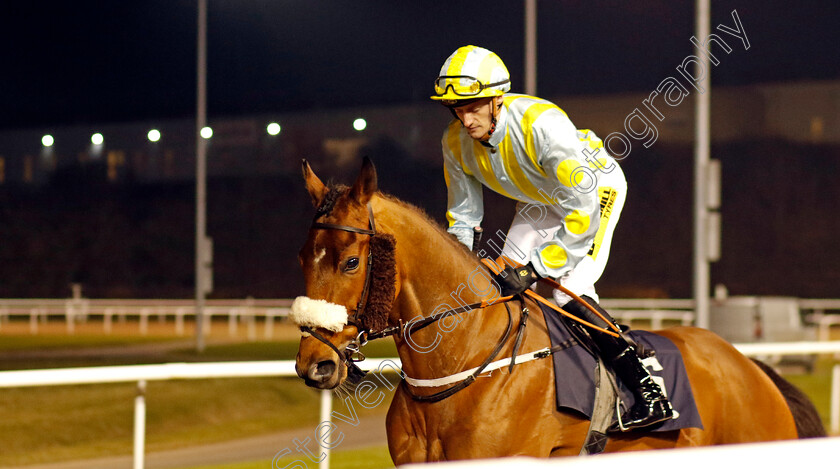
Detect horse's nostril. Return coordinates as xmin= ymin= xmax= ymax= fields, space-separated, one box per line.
xmin=310 ymin=360 xmax=336 ymax=380
xmin=317 ymin=360 xmax=336 ymax=377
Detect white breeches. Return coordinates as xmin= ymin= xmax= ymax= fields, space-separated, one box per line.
xmin=501 ymin=167 xmax=627 ymax=305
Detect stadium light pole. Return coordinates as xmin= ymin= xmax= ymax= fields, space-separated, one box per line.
xmin=524 ymin=0 xmax=537 ymax=96
xmin=195 ymin=0 xmax=209 ymax=352
xmin=693 ymin=0 xmax=711 ymax=329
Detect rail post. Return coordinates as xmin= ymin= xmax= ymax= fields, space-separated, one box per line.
xmin=175 ymin=308 xmax=186 ymax=336
xmin=320 ymin=389 xmax=332 ymax=469
xmin=139 ymin=308 xmax=150 ymax=335
xmin=832 ymin=364 xmax=839 ymax=434
xmin=104 ymin=309 xmax=113 ymax=334
xmin=265 ymin=310 xmax=276 ymax=340
xmin=134 ymin=380 xmax=147 ymax=469
xmin=228 ymin=308 xmax=238 ymax=337
xmin=29 ymin=309 xmax=38 ymax=334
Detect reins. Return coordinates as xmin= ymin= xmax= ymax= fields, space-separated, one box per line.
xmin=480 ymin=258 xmax=621 ymax=338
xmin=304 ymin=201 xmax=621 ymax=403
xmin=401 ymin=299 xmax=579 ymax=403
xmin=396 ymin=258 xmax=619 ymax=403
xmin=402 ymin=294 xmax=515 ymax=336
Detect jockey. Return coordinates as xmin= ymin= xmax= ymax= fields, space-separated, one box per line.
xmin=432 ymin=45 xmax=673 ymax=431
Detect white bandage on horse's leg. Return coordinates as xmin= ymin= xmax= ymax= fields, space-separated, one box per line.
xmin=289 ymin=296 xmax=348 ymax=333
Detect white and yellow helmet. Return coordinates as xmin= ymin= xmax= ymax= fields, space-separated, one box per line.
xmin=431 ymin=45 xmax=511 ymax=106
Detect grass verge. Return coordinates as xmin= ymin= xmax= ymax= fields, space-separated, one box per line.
xmin=182 ymin=445 xmax=394 ymax=469
xmin=0 ymin=324 xmax=398 ymax=466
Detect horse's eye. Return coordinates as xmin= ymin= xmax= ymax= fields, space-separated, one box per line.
xmin=343 ymin=257 xmax=360 ymax=271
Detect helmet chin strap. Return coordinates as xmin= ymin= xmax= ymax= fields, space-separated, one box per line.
xmin=481 ymin=99 xmax=503 ymax=142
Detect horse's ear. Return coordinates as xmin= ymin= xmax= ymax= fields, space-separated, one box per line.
xmin=301 ymin=159 xmax=328 ymax=207
xmin=349 ymin=157 xmax=378 ymax=205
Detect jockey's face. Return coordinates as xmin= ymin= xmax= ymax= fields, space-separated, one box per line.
xmin=453 ymin=96 xmax=502 ymax=141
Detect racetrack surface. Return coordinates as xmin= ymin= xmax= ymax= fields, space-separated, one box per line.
xmin=5 ymin=413 xmax=387 ymax=469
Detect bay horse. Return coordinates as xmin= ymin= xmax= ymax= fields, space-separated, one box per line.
xmin=292 ymin=158 xmax=824 ymax=464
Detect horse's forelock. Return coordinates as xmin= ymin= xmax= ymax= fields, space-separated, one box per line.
xmin=314 ymin=184 xmax=349 ymax=220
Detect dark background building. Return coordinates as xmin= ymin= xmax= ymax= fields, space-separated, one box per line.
xmin=0 ymin=1 xmax=837 ymax=300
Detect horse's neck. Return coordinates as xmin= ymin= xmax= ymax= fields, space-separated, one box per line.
xmin=373 ymin=197 xmax=506 ymax=378
xmin=375 ymin=197 xmax=485 ymax=313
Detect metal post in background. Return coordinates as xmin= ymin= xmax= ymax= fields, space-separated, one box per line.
xmin=524 ymin=0 xmax=537 ymax=96
xmin=693 ymin=0 xmax=711 ymax=329
xmin=706 ymin=159 xmax=721 ymax=263
xmin=195 ymin=0 xmax=209 ymax=352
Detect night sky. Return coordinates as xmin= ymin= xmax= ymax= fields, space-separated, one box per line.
xmin=2 ymin=0 xmax=838 ymax=130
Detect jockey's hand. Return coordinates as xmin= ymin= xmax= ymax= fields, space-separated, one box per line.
xmin=493 ymin=263 xmax=541 ymax=297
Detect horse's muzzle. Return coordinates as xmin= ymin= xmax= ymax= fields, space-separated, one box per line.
xmin=299 ymin=358 xmax=340 ymax=389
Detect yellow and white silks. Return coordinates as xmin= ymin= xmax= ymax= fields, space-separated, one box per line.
xmin=442 ymin=93 xmax=627 ymax=304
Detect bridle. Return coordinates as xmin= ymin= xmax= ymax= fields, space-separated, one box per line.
xmin=300 ymin=200 xmax=524 ymax=399
xmin=300 ymin=202 xmax=538 ymax=398
xmin=299 ymin=202 xmax=607 ymax=400
xmin=301 ymin=202 xmax=390 ymax=384
xmin=311 ymin=203 xmax=377 ymax=326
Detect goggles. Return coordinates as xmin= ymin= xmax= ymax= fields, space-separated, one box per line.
xmin=434 ymin=75 xmax=510 ymax=97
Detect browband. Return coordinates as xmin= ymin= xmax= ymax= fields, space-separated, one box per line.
xmin=312 ymin=204 xmax=376 ymax=236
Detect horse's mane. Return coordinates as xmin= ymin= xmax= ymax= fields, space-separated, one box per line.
xmin=317 ymin=182 xmax=478 ymax=264
xmin=313 ymin=183 xmax=482 ymax=331
xmin=376 ymin=192 xmax=482 ymax=264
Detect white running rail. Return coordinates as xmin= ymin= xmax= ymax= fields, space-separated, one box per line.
xmin=4 ymin=297 xmax=840 ymax=341
xmin=0 ymin=346 xmax=837 ymax=469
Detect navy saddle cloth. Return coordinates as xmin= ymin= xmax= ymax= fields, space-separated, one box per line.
xmin=541 ymin=302 xmax=703 ymax=432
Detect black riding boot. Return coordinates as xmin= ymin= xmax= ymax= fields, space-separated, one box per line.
xmin=561 ymin=296 xmax=674 ymax=432
xmin=608 ymin=345 xmax=674 ymax=431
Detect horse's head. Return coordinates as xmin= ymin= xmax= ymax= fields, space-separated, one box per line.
xmin=292 ymin=157 xmax=397 ymax=389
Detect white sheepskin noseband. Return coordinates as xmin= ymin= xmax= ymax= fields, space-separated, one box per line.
xmin=289 ymin=296 xmax=348 ymax=333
